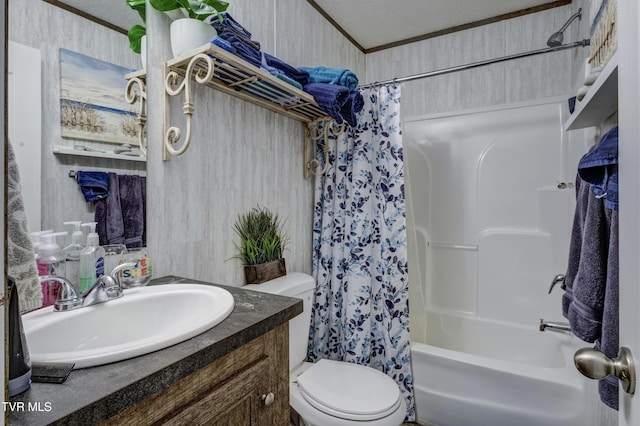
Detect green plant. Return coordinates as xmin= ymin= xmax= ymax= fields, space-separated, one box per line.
xmin=149 ymin=0 xmax=229 ymax=23
xmin=126 ymin=0 xmax=146 ymax=54
xmin=232 ymin=207 xmax=289 ymax=266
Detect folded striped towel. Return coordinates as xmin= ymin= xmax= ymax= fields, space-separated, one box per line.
xmin=301 ymin=66 xmax=359 ymax=91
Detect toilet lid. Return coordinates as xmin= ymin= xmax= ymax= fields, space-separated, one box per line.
xmin=296 ymin=359 xmax=402 ymax=421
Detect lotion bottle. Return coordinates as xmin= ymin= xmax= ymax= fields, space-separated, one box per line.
xmin=78 ymin=222 xmax=105 ymax=293
xmin=36 ymin=232 xmax=68 ymax=307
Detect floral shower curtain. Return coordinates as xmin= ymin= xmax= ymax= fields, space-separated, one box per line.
xmin=308 ymin=85 xmax=415 ymax=421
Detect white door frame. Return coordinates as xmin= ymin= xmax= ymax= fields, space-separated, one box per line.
xmin=617 ymin=0 xmax=640 ymax=423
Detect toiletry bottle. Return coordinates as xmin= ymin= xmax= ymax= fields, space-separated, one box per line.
xmin=30 ymin=230 xmax=53 ymax=258
xmin=62 ymin=221 xmax=85 ymax=261
xmin=8 ymin=276 xmax=31 ymax=397
xmin=36 ymin=232 xmax=68 ymax=307
xmin=79 ymin=222 xmax=106 ymax=293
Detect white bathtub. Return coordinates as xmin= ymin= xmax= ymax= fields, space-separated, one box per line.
xmin=411 ymin=311 xmax=593 ymax=426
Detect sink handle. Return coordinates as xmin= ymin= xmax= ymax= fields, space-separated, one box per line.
xmin=39 ymin=276 xmax=83 ymax=312
xmin=110 ymin=262 xmax=137 ymax=288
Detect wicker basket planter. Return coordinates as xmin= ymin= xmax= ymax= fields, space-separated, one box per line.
xmin=244 ymin=258 xmax=286 ymax=284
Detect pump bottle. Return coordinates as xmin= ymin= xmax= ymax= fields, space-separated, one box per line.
xmin=36 ymin=232 xmax=68 ymax=307
xmin=30 ymin=230 xmax=53 ymax=258
xmin=79 ymin=222 xmax=105 ymax=293
xmin=62 ymin=221 xmax=86 ymax=261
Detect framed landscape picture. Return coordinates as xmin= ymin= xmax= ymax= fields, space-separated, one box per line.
xmin=59 ymin=48 xmax=138 ymax=145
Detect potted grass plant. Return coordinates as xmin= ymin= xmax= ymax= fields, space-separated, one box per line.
xmin=232 ymin=206 xmax=288 ymax=284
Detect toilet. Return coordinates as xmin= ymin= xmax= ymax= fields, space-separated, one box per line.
xmin=245 ymin=272 xmax=407 ymax=426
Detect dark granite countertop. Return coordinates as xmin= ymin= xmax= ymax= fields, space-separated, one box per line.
xmin=8 ymin=276 xmax=303 ymax=425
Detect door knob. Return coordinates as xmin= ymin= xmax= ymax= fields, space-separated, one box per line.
xmin=574 ymin=346 xmax=636 ymax=395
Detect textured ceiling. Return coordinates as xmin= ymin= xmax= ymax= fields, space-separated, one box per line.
xmin=56 ymin=0 xmax=567 ymax=51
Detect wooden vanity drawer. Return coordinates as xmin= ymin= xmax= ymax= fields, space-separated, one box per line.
xmin=106 ymin=323 xmax=289 ymax=425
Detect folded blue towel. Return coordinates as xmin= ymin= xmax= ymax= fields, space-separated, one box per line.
xmin=218 ymin=33 xmax=261 ymax=67
xmin=340 ymin=91 xmax=364 ymax=127
xmin=212 ymin=13 xmax=261 ymax=51
xmin=260 ymin=53 xmax=303 ymax=90
xmin=303 ymin=83 xmax=349 ymax=124
xmin=264 ymin=53 xmax=309 ymax=86
xmin=76 ymin=171 xmax=109 ymax=202
xmin=270 ymin=71 xmax=302 ymax=90
xmin=213 ymin=12 xmax=252 ymax=39
xmin=211 ymin=36 xmax=235 ymax=53
xmin=301 ymin=66 xmax=359 ymax=91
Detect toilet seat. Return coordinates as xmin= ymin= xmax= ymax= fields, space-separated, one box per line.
xmin=296 ymin=359 xmax=402 ymax=422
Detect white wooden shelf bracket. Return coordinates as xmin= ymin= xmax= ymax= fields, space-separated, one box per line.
xmin=304 ymin=119 xmax=344 ymax=178
xmin=163 ymin=53 xmax=216 ymax=158
xmin=124 ymin=76 xmax=148 ymax=156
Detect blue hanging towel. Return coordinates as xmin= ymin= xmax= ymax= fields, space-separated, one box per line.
xmin=75 ymin=171 xmax=109 ymax=202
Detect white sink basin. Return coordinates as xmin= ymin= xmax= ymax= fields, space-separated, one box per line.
xmin=23 ymin=284 xmax=235 ymax=369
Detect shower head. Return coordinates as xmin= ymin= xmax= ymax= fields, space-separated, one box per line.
xmin=546 ymin=8 xmax=582 ymax=47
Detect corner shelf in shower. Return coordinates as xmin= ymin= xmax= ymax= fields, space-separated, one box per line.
xmin=564 ymin=51 xmax=618 ymax=131
xmin=160 ymin=42 xmax=333 ymax=175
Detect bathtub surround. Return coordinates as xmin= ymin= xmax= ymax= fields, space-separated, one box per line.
xmin=309 ymin=85 xmax=415 ymax=420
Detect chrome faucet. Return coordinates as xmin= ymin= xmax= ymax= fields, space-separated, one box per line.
xmin=45 ymin=263 xmax=136 ymax=312
xmin=548 ymin=274 xmax=565 ymax=294
xmin=38 ymin=276 xmax=83 ymax=311
xmin=539 ymin=318 xmax=572 ymax=334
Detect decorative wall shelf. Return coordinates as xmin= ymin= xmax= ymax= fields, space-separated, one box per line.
xmin=124 ymin=69 xmax=148 ymax=155
xmin=565 ymin=51 xmax=618 ymax=130
xmin=52 ymin=145 xmax=147 ymax=162
xmin=162 ymin=42 xmax=331 ymax=164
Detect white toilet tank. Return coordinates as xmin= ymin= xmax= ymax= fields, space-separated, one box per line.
xmin=244 ymin=272 xmax=314 ymax=370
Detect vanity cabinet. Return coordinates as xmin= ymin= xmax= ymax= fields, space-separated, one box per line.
xmin=106 ymin=323 xmax=290 ymax=425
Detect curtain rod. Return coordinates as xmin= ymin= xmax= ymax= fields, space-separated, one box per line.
xmin=359 ymin=39 xmax=590 ymax=89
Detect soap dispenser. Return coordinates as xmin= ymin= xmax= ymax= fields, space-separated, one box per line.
xmin=62 ymin=221 xmax=85 ymax=261
xmin=30 ymin=230 xmax=53 ymax=258
xmin=8 ymin=276 xmax=31 ymax=397
xmin=79 ymin=222 xmax=105 ymax=293
xmin=36 ymin=231 xmax=68 ymax=307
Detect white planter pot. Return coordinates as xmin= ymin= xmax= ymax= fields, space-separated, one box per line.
xmin=140 ymin=35 xmax=147 ymax=70
xmin=170 ymin=18 xmax=217 ymax=57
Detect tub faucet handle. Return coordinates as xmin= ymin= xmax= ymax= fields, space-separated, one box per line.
xmin=548 ymin=274 xmax=565 ymax=294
